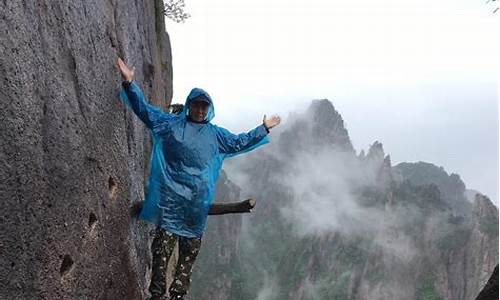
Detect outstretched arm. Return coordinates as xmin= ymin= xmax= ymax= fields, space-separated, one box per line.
xmin=216 ymin=115 xmax=281 ymax=155
xmin=117 ymin=58 xmax=170 ymax=129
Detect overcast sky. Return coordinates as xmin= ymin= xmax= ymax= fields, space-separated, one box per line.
xmin=166 ymin=0 xmax=499 ymax=205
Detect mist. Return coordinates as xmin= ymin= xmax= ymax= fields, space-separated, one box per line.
xmin=221 ymin=104 xmax=449 ymax=298
xmin=226 ymin=108 xmax=424 ymax=254
xmin=167 ymin=0 xmax=499 ymax=207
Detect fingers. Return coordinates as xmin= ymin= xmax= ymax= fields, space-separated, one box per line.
xmin=117 ymin=57 xmax=131 ymax=72
xmin=117 ymin=57 xmax=124 ymax=69
xmin=263 ymin=114 xmax=281 ymax=124
xmin=266 ymin=115 xmax=281 ymax=129
xmin=117 ymin=58 xmax=126 ymax=74
xmin=117 ymin=58 xmax=134 ymax=82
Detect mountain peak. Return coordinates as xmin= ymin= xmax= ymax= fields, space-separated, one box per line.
xmin=306 ymin=99 xmax=343 ymax=129
xmin=306 ymin=99 xmax=354 ymax=152
xmin=366 ymin=141 xmax=385 ymax=162
xmin=473 ymin=193 xmax=498 ymax=220
xmin=307 ymin=99 xmax=336 ymax=114
xmin=278 ymin=99 xmax=355 ymax=154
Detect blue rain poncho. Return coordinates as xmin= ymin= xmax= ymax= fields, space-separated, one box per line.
xmin=120 ymin=81 xmax=269 ymax=238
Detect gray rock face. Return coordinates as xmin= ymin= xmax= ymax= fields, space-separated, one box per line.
xmin=0 ymin=1 xmax=172 ymax=299
xmin=278 ymin=99 xmax=355 ymax=155
xmin=475 ymin=264 xmax=498 ymax=300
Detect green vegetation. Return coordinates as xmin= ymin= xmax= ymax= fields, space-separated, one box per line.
xmin=276 ymin=236 xmax=315 ymax=291
xmin=415 ymin=273 xmax=443 ymax=300
xmin=394 ymin=180 xmax=447 ymax=211
xmin=437 ymin=227 xmax=471 ymax=253
xmin=317 ymin=271 xmax=351 ymax=300
xmin=479 ymin=219 xmax=499 ymax=237
xmin=366 ymin=266 xmax=385 ymax=285
xmin=335 ymin=241 xmax=369 ymax=266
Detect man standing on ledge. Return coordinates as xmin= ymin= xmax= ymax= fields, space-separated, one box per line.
xmin=117 ymin=58 xmax=281 ymax=300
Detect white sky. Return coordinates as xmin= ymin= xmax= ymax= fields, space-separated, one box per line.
xmin=166 ymin=0 xmax=499 ymax=205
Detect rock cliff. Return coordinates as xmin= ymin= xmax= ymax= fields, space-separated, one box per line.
xmin=0 ymin=1 xmax=172 ymax=299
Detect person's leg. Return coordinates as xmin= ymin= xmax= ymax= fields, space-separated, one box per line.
xmin=168 ymin=236 xmax=202 ymax=299
xmin=148 ymin=227 xmax=178 ymax=299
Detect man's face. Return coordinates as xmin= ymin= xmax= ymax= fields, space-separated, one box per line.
xmin=189 ymin=100 xmax=209 ymax=122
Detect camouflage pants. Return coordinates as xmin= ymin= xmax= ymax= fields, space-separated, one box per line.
xmin=149 ymin=227 xmax=202 ymax=298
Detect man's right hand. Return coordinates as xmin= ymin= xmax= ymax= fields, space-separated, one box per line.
xmin=117 ymin=57 xmax=135 ymax=83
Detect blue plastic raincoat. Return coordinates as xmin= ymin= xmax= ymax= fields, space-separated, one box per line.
xmin=120 ymin=82 xmax=269 ymax=238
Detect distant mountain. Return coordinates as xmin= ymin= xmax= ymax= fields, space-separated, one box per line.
xmin=279 ymin=99 xmax=355 ymax=155
xmin=393 ymin=161 xmax=472 ymax=215
xmin=191 ymin=99 xmax=498 ymax=300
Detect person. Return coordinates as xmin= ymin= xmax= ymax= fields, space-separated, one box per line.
xmin=117 ymin=58 xmax=280 ymax=300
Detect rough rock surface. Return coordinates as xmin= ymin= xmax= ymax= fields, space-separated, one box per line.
xmin=475 ymin=264 xmax=498 ymax=300
xmin=0 ymin=1 xmax=172 ymax=299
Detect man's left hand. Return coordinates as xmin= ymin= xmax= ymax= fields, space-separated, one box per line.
xmin=263 ymin=115 xmax=281 ymax=130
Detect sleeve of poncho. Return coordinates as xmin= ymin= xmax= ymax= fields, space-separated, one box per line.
xmin=215 ymin=124 xmax=269 ymax=155
xmin=119 ymin=81 xmax=174 ymax=130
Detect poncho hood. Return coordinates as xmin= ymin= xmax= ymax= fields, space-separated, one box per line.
xmin=182 ymin=88 xmax=215 ymax=122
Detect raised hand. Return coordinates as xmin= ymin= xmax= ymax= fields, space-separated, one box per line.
xmin=263 ymin=114 xmax=281 ymax=130
xmin=117 ymin=57 xmax=135 ymax=82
